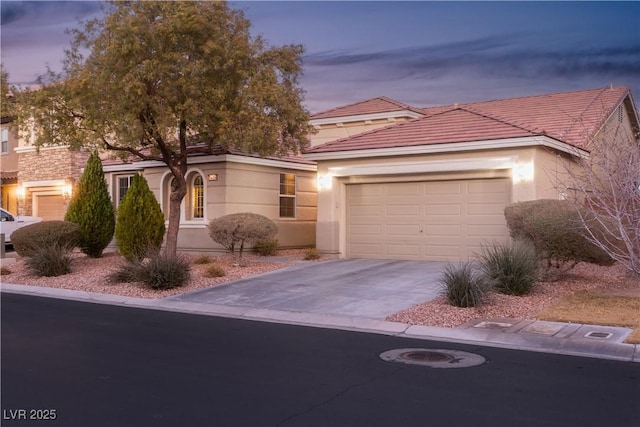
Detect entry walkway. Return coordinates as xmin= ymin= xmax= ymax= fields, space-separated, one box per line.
xmin=170 ymin=259 xmax=445 ymax=318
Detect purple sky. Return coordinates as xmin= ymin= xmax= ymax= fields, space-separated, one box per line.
xmin=2 ymin=1 xmax=639 ymax=113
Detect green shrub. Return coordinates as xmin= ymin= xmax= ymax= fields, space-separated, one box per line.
xmin=139 ymin=251 xmax=191 ymax=289
xmin=115 ymin=173 xmax=166 ymax=261
xmin=203 ymin=264 xmax=226 ymax=278
xmin=193 ymin=255 xmax=213 ymax=265
xmin=109 ymin=251 xmax=191 ymax=290
xmin=24 ymin=245 xmax=73 ymax=277
xmin=440 ymin=263 xmax=486 ymax=308
xmin=478 ymin=240 xmax=539 ymax=296
xmin=108 ymin=262 xmax=142 ymax=283
xmin=254 ymin=239 xmax=279 ymax=256
xmin=64 ymin=151 xmax=115 ymax=257
xmin=504 ymin=200 xmax=613 ymax=267
xmin=11 ymin=221 xmax=80 ymax=257
xmin=208 ymin=213 xmax=278 ymax=265
xmin=303 ymin=247 xmax=321 ymax=260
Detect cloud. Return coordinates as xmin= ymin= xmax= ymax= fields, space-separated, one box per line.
xmin=305 ymin=36 xmax=640 ymax=82
xmin=1 ymin=1 xmax=100 ymax=26
xmin=299 ymin=34 xmax=640 ymax=111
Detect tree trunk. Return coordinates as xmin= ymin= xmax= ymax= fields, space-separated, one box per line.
xmin=165 ymin=174 xmax=187 ymax=257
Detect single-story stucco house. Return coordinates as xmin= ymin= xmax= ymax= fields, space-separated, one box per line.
xmin=102 ymin=148 xmax=318 ymax=252
xmin=304 ymin=86 xmax=639 ymax=262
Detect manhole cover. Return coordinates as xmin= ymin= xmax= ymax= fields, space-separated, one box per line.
xmin=380 ymin=348 xmax=487 ymax=368
xmin=401 ymin=351 xmax=455 ymax=363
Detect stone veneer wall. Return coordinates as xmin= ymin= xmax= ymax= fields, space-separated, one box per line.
xmin=17 ymin=147 xmax=89 ymax=216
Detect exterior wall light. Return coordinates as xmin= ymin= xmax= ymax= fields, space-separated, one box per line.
xmin=62 ymin=183 xmax=73 ymax=200
xmin=514 ymin=163 xmax=534 ymax=183
xmin=317 ymin=174 xmax=332 ymax=190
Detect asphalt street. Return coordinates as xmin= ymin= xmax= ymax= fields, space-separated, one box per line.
xmin=2 ymin=293 xmax=639 ymax=427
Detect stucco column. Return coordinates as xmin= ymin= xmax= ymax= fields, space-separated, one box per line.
xmin=315 ymin=174 xmax=341 ymax=256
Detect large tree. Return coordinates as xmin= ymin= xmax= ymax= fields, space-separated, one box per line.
xmin=557 ymin=124 xmax=640 ymax=276
xmin=12 ymin=1 xmax=310 ymax=256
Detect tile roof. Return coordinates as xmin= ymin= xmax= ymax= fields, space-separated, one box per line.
xmin=306 ymin=108 xmax=535 ymax=153
xmin=310 ymin=96 xmax=423 ymax=120
xmin=305 ymin=86 xmax=633 ymax=154
xmin=0 ymin=171 xmax=18 ymax=180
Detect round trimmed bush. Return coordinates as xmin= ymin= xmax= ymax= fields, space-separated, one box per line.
xmin=504 ymin=199 xmax=613 ymax=266
xmin=11 ymin=221 xmax=80 ymax=257
xmin=208 ymin=213 xmax=278 ymax=265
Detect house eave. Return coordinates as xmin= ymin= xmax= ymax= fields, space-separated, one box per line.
xmin=303 ymin=136 xmax=589 ymax=161
xmin=103 ymin=154 xmax=317 ymax=173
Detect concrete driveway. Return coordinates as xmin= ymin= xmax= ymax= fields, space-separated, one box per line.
xmin=171 ymin=259 xmax=446 ymax=319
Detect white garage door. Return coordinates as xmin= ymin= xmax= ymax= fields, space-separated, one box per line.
xmin=346 ymin=179 xmax=511 ymax=261
xmin=36 ymin=195 xmax=66 ymax=220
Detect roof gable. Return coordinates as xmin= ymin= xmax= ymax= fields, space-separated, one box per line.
xmin=310 ymin=96 xmax=423 ymax=120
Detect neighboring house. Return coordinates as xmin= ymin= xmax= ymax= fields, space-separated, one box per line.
xmin=1 ymin=116 xmax=87 ymax=220
xmin=16 ymin=144 xmax=87 ymax=221
xmin=102 ymin=148 xmax=317 ymax=252
xmin=1 ymin=116 xmax=19 ymax=214
xmin=304 ymin=86 xmax=639 ymax=262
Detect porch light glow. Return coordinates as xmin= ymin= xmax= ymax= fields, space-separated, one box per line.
xmin=317 ymin=174 xmax=332 ymax=190
xmin=16 ymin=186 xmax=25 ymax=200
xmin=61 ymin=184 xmax=73 ymax=199
xmin=514 ymin=163 xmax=534 ymax=183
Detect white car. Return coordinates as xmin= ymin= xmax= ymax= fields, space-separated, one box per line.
xmin=0 ymin=208 xmax=43 ymax=244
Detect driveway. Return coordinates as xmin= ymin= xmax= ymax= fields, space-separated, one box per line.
xmin=171 ymin=259 xmax=446 ymax=319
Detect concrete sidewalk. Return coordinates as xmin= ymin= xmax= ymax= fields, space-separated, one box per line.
xmin=2 ymin=282 xmax=637 ymax=363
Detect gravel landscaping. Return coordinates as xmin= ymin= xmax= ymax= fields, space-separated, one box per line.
xmin=1 ymin=251 xmax=638 ymax=329
xmin=0 ymin=250 xmax=306 ymax=299
xmin=388 ymin=262 xmax=639 ymax=327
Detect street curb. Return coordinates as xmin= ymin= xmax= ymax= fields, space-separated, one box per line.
xmin=2 ymin=283 xmax=638 ymax=363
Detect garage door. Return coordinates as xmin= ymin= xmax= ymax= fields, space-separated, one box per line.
xmin=36 ymin=195 xmax=66 ymax=220
xmin=346 ymin=179 xmax=511 ymax=261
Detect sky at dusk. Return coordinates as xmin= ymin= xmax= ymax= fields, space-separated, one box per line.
xmin=1 ymin=1 xmax=639 ymax=113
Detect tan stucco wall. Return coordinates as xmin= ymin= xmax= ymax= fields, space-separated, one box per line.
xmin=310 ymin=117 xmax=411 ymax=146
xmin=108 ymin=160 xmax=317 ymax=253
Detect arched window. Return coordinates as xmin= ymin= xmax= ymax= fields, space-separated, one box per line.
xmin=162 ymin=172 xmax=205 ymax=221
xmin=192 ymin=175 xmax=204 ymax=219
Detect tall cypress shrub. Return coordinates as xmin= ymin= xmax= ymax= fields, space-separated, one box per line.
xmin=115 ymin=173 xmax=166 ymax=261
xmin=64 ymin=151 xmax=115 ymax=257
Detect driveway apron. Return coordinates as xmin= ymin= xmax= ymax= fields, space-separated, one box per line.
xmin=170 ymin=259 xmax=445 ymax=319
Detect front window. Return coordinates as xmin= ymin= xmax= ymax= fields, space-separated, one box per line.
xmin=117 ymin=175 xmax=134 ymax=204
xmin=192 ymin=175 xmax=204 ymax=219
xmin=279 ymin=173 xmax=296 ymax=218
xmin=1 ymin=129 xmax=8 ymax=153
